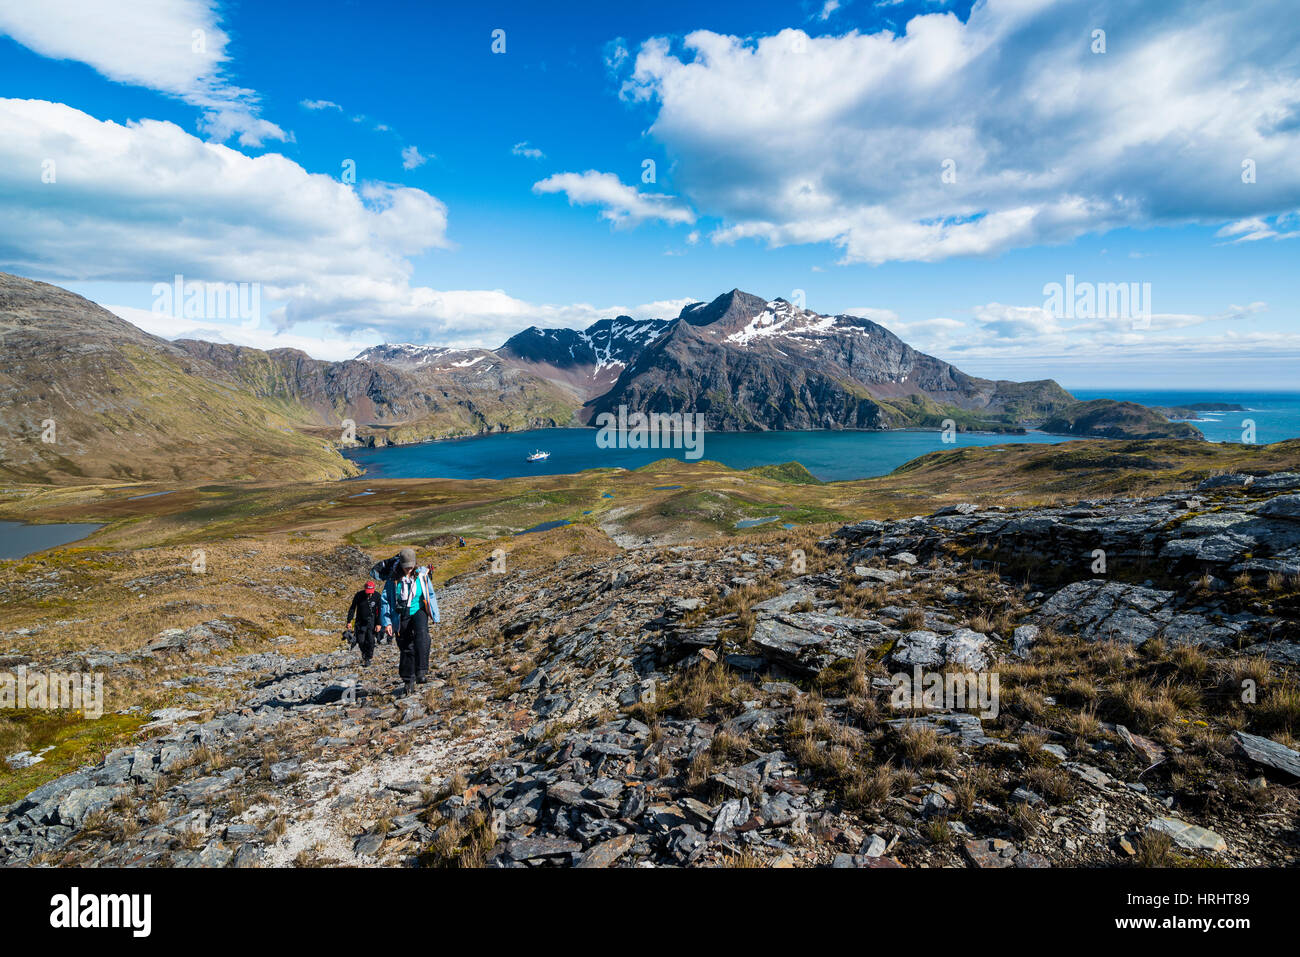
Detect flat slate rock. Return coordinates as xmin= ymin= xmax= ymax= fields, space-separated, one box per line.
xmin=505 ymin=836 xmax=581 ymax=861
xmin=750 ymin=611 xmax=885 ymax=674
xmin=832 ymin=852 xmax=904 ymax=868
xmin=890 ymin=628 xmax=990 ymax=670
xmin=576 ymin=834 xmax=635 ymax=868
xmin=963 ymin=838 xmax=1018 ymax=868
xmin=1146 ymin=817 xmax=1227 ymax=853
xmin=1233 ymin=730 xmax=1300 ymax=778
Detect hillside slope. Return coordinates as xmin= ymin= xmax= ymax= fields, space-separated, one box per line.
xmin=0 ymin=274 xmax=357 ymax=484
xmin=177 ymin=340 xmax=580 ymax=445
xmin=1041 ymin=399 xmax=1204 ymax=440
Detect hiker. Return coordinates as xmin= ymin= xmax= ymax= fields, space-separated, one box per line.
xmin=345 ymin=579 xmax=382 ymax=667
xmin=372 ymin=547 xmax=440 ymax=695
xmin=457 ymin=536 xmax=466 ymax=548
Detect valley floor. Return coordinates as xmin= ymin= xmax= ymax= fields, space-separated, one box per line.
xmin=1 ymin=438 xmax=1298 ymax=867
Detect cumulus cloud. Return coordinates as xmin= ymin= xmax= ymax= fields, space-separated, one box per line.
xmin=0 ymin=98 xmax=447 ymax=327
xmin=603 ymin=38 xmax=630 ymax=74
xmin=401 ymin=145 xmax=430 ymax=170
xmin=0 ymin=99 xmax=448 ymax=284
xmin=106 ymin=303 xmax=380 ymax=362
xmin=618 ymin=0 xmax=1300 ymax=263
xmin=973 ymin=303 xmax=1064 ymax=340
xmin=533 ymin=170 xmax=696 ymax=227
xmin=0 ymin=99 xmax=693 ymax=353
xmin=0 ymin=0 xmax=286 ymax=146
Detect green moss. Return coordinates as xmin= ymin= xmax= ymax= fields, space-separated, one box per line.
xmin=0 ymin=712 xmax=147 ymax=805
xmin=745 ymin=461 xmax=824 ymax=485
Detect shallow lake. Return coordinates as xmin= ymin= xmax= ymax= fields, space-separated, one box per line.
xmin=0 ymin=521 xmax=103 ymax=560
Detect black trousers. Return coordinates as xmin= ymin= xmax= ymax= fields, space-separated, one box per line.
xmin=396 ymin=609 xmax=430 ymax=681
xmin=355 ymin=623 xmax=376 ymax=662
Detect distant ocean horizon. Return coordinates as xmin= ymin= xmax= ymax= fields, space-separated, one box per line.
xmin=1070 ymin=389 xmax=1300 ymax=445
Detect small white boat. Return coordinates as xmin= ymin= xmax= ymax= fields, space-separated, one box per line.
xmin=525 ymin=449 xmax=551 ymax=462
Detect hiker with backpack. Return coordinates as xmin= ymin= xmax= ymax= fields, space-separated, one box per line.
xmin=345 ymin=579 xmax=382 ymax=667
xmin=372 ymin=547 xmax=440 ymax=695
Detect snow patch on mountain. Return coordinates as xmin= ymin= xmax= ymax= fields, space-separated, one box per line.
xmin=723 ymin=300 xmax=868 ymax=346
xmin=354 ymin=343 xmax=452 ymax=366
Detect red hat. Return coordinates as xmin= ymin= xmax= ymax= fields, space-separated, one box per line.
xmin=364 ymin=580 xmax=376 ymax=593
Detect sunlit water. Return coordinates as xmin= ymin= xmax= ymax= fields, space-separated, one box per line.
xmin=345 ymin=428 xmax=1066 ymax=482
xmin=344 ymin=391 xmax=1300 ymax=483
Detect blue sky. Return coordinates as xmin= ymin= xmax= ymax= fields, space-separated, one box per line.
xmin=1 ymin=0 xmax=1298 ymax=388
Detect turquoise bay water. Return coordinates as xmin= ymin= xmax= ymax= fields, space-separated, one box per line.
xmin=345 ymin=428 xmax=1066 ymax=483
xmin=1071 ymin=390 xmax=1300 ymax=445
xmin=344 ymin=391 xmax=1300 ymax=484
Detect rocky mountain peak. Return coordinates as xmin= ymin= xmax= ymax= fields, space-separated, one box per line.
xmin=678 ymin=289 xmax=770 ymax=329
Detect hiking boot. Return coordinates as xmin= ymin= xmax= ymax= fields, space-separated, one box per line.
xmin=402 ymin=680 xmax=415 ymax=696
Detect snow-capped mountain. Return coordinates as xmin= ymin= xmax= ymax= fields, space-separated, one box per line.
xmin=358 ymin=316 xmax=673 ymax=401
xmin=353 ymin=343 xmax=500 ymax=374
xmin=349 ymin=289 xmax=1074 ymax=433
xmin=496 ymin=316 xmax=673 ymax=398
xmin=587 ymin=290 xmax=1074 ymax=431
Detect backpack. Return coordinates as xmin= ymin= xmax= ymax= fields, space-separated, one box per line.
xmin=369 ymin=554 xmax=402 ymax=582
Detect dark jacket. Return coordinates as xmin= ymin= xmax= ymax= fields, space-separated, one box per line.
xmin=347 ymin=590 xmax=382 ymax=631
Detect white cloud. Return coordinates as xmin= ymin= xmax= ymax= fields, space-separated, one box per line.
xmin=0 ymin=0 xmax=286 ymax=146
xmin=401 ymin=145 xmax=430 ymax=170
xmin=880 ymin=297 xmax=1278 ymax=367
xmin=512 ymin=141 xmax=546 ymax=159
xmin=842 ymin=306 xmax=901 ymax=325
xmin=816 ymin=1 xmax=841 ymax=21
xmin=533 ymin=170 xmax=696 ymax=227
xmin=106 ymin=303 xmax=380 ymax=362
xmin=0 ymin=98 xmax=448 ymax=325
xmin=973 ymin=303 xmax=1063 ymax=340
xmin=300 ymin=99 xmax=342 ymax=112
xmin=618 ymin=1 xmax=1300 ymax=263
xmin=0 ymin=98 xmax=695 ymax=354
xmin=1216 ymin=212 xmax=1300 ymax=243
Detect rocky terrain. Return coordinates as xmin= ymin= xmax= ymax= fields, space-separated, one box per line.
xmin=3 ymin=470 xmax=1297 ymax=868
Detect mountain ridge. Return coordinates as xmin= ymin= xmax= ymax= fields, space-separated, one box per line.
xmin=586 ymin=289 xmax=1077 ymax=432
xmin=0 ymin=274 xmax=1200 ymax=485
xmin=356 ymin=288 xmax=1083 ymax=432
